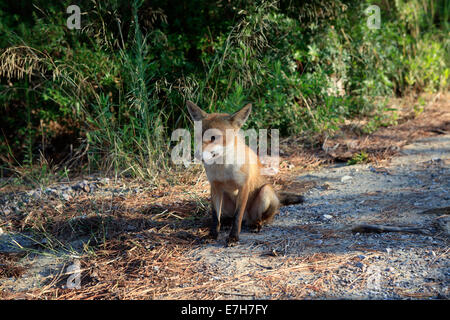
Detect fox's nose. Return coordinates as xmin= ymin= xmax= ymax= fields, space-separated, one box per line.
xmin=202 ymin=144 xmax=224 ymax=163
xmin=203 ymin=149 xmax=221 ymax=163
xmin=202 ymin=150 xmax=215 ymax=162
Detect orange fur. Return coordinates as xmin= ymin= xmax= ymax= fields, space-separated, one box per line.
xmin=186 ymin=101 xmax=289 ymax=246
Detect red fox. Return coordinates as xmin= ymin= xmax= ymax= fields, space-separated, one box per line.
xmin=186 ymin=101 xmax=304 ymax=246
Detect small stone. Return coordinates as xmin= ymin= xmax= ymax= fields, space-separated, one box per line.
xmin=341 ymin=175 xmax=352 ymax=182
xmin=99 ymin=177 xmax=110 ymax=185
xmin=0 ymin=227 xmax=3 ymax=234
xmin=321 ymin=183 xmax=330 ymax=190
xmin=44 ymin=188 xmax=58 ymax=196
xmin=62 ymin=193 xmax=71 ymax=201
xmin=71 ymin=183 xmax=82 ymax=191
xmin=386 ymin=248 xmax=392 ymax=254
xmin=323 ymin=214 xmax=333 ymax=220
xmin=30 ymin=191 xmax=41 ymax=199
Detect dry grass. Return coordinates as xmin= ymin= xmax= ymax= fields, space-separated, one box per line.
xmin=1 ymin=91 xmax=449 ymax=299
xmin=1 ymin=175 xmax=376 ymax=299
xmin=1 ymin=248 xmax=377 ymax=299
xmin=0 ymin=253 xmax=26 ymax=279
xmin=0 ymin=46 xmax=52 ymax=80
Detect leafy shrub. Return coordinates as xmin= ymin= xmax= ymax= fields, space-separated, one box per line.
xmin=0 ymin=0 xmax=448 ymax=181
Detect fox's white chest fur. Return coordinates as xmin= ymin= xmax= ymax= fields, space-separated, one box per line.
xmin=204 ymin=162 xmax=246 ymax=186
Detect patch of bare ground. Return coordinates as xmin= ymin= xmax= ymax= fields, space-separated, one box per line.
xmin=322 ymin=92 xmax=450 ymax=163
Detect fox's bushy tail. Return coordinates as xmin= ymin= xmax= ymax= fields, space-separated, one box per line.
xmin=278 ymin=192 xmax=305 ymax=206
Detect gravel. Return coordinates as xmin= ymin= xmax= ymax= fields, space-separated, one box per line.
xmin=0 ymin=135 xmax=449 ymax=299
xmin=187 ymin=135 xmax=450 ymax=299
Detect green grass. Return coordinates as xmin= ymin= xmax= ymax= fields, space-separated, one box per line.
xmin=347 ymin=151 xmax=370 ymax=165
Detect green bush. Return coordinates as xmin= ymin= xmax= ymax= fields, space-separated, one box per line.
xmin=0 ymin=0 xmax=448 ymax=182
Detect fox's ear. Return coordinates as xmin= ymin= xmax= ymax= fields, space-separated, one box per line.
xmin=186 ymin=100 xmax=207 ymax=121
xmin=230 ymin=103 xmax=252 ymax=128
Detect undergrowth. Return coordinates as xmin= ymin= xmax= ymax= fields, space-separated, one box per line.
xmin=0 ymin=0 xmax=448 ymax=186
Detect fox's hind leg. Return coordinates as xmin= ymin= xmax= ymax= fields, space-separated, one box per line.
xmin=247 ymin=184 xmax=280 ymax=232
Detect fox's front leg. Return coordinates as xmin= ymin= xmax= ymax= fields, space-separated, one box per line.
xmin=227 ymin=183 xmax=249 ymax=247
xmin=210 ymin=190 xmax=223 ymax=240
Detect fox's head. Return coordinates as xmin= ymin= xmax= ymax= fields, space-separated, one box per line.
xmin=186 ymin=101 xmax=252 ymax=163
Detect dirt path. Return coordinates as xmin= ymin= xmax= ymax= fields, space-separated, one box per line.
xmin=1 ymin=93 xmax=449 ymax=299
xmin=2 ymin=133 xmax=448 ymax=299
xmin=185 ymin=134 xmax=449 ymax=299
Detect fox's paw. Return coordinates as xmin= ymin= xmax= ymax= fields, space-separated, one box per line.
xmin=200 ymin=232 xmax=218 ymax=244
xmin=201 ymin=238 xmax=216 ymax=244
xmin=209 ymin=230 xmax=219 ymax=240
xmin=249 ymin=222 xmax=262 ymax=233
xmin=226 ymin=235 xmax=239 ymax=247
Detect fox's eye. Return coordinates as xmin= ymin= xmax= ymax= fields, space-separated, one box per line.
xmin=211 ymin=136 xmax=216 ymax=142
